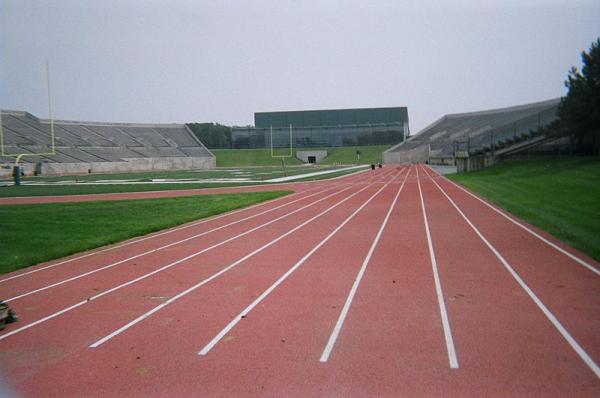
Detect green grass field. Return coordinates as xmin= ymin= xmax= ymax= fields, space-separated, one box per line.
xmin=447 ymin=156 xmax=600 ymax=262
xmin=0 ymin=165 xmax=362 ymax=197
xmin=0 ymin=191 xmax=289 ymax=274
xmin=212 ymin=145 xmax=391 ymax=167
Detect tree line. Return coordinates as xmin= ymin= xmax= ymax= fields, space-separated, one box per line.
xmin=545 ymin=37 xmax=600 ymax=155
xmin=186 ymin=123 xmax=233 ymax=149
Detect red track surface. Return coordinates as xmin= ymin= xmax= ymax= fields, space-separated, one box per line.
xmin=0 ymin=165 xmax=598 ymax=397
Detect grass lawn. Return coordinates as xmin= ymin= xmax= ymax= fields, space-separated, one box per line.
xmin=212 ymin=149 xmax=303 ymax=167
xmin=212 ymin=145 xmax=392 ymax=167
xmin=447 ymin=156 xmax=600 ymax=262
xmin=0 ymin=191 xmax=290 ymax=274
xmin=0 ymin=182 xmax=252 ymax=198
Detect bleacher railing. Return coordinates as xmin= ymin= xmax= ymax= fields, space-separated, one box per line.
xmin=454 ymin=107 xmax=558 ymax=156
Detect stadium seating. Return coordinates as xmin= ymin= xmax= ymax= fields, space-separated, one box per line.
xmin=0 ymin=110 xmax=215 ymax=175
xmin=384 ymin=98 xmax=560 ymax=163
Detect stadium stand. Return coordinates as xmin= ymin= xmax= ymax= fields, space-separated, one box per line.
xmin=0 ymin=110 xmax=215 ymax=176
xmin=383 ymin=98 xmax=560 ymax=164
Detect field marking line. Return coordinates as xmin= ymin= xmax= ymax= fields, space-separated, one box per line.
xmin=198 ymin=168 xmax=406 ymax=356
xmin=319 ymin=167 xmax=411 ymax=362
xmin=265 ymin=165 xmax=368 ymax=182
xmin=423 ymin=166 xmax=600 ymax=276
xmin=416 ymin=166 xmax=459 ymax=369
xmin=5 ymin=186 xmax=340 ymax=302
xmin=421 ymin=165 xmax=600 ymax=379
xmin=0 ymin=188 xmax=321 ymax=284
xmin=89 ymin=168 xmax=403 ymax=348
xmin=0 ymin=174 xmax=384 ymax=341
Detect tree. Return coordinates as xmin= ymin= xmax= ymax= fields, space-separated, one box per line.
xmin=186 ymin=123 xmax=232 ymax=149
xmin=558 ymin=38 xmax=600 ymax=155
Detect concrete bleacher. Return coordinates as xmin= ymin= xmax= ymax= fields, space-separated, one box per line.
xmin=0 ymin=110 xmax=215 ymax=175
xmin=383 ymin=98 xmax=560 ymax=164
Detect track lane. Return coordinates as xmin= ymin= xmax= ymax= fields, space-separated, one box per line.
xmin=1 ymin=169 xmax=399 ymax=393
xmin=2 ymin=163 xmax=598 ymax=397
xmin=90 ymin=169 xmax=402 ymax=348
xmin=1 ymin=168 xmax=394 ymax=302
xmin=417 ymin=165 xmax=599 ymax=395
xmin=425 ymin=166 xmax=599 ymax=275
xmin=0 ymin=170 xmax=393 ymax=343
xmin=68 ymin=167 xmax=406 ymax=397
xmin=421 ymin=165 xmax=600 ymax=368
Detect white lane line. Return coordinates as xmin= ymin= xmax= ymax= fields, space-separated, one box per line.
xmin=423 ymin=166 xmax=600 ymax=276
xmin=88 ymin=170 xmax=402 ymax=348
xmin=5 ymin=186 xmax=336 ymax=302
xmin=319 ymin=167 xmax=411 ymax=362
xmin=416 ymin=166 xmax=459 ymax=369
xmin=0 ymin=188 xmax=319 ymax=284
xmin=0 ymin=179 xmax=372 ymax=341
xmin=198 ymin=169 xmax=405 ymax=356
xmin=422 ymin=165 xmax=600 ymax=379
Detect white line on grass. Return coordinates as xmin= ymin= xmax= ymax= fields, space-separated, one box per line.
xmin=5 ymin=186 xmax=336 ymax=302
xmin=423 ymin=166 xmax=600 ymax=276
xmin=0 ymin=177 xmax=376 ymax=341
xmin=422 ymin=165 xmax=599 ymax=379
xmin=89 ymin=169 xmax=402 ymax=348
xmin=319 ymin=167 xmax=411 ymax=362
xmin=0 ymin=188 xmax=321 ymax=284
xmin=198 ymin=168 xmax=405 ymax=356
xmin=416 ymin=166 xmax=459 ymax=369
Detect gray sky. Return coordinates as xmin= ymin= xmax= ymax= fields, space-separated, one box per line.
xmin=1 ymin=0 xmax=599 ymax=132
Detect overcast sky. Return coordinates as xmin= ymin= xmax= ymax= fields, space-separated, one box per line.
xmin=1 ymin=0 xmax=598 ymax=132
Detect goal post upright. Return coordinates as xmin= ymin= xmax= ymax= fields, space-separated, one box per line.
xmin=1 ymin=60 xmax=57 ymax=185
xmin=46 ymin=59 xmax=56 ymax=157
xmin=270 ymin=124 xmax=293 ymax=177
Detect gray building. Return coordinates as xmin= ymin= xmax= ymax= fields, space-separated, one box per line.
xmin=232 ymin=107 xmax=409 ymax=149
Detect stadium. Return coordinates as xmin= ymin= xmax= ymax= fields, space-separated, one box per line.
xmin=0 ymin=2 xmax=598 ymax=397
xmin=0 ymin=109 xmax=214 ymax=177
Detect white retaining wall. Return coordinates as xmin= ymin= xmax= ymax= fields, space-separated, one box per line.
xmin=0 ymin=156 xmax=215 ymax=177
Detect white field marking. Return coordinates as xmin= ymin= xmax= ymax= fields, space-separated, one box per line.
xmin=416 ymin=166 xmax=459 ymax=369
xmin=0 ymin=180 xmax=374 ymax=341
xmin=319 ymin=167 xmax=411 ymax=362
xmin=198 ymin=168 xmax=406 ymax=356
xmin=265 ymin=165 xmax=368 ymax=182
xmin=88 ymin=169 xmax=403 ymax=348
xmin=0 ymin=188 xmax=319 ymax=284
xmin=5 ymin=186 xmax=339 ymax=302
xmin=422 ymin=165 xmax=600 ymax=379
xmin=423 ymin=166 xmax=600 ymax=276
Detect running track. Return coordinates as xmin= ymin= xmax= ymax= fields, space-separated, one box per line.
xmin=0 ymin=165 xmax=598 ymax=397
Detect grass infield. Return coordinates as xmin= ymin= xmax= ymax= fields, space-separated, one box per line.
xmin=212 ymin=145 xmax=391 ymax=167
xmin=0 ymin=190 xmax=290 ymax=274
xmin=447 ymin=156 xmax=600 ymax=262
xmin=0 ymin=165 xmax=362 ymax=197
